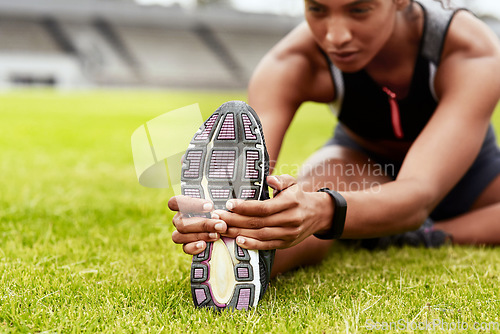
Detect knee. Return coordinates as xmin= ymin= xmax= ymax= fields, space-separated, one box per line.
xmin=297 ymin=147 xmax=392 ymax=192
xmin=297 ymin=157 xmax=350 ymax=191
xmin=298 ymin=157 xmax=348 ymax=180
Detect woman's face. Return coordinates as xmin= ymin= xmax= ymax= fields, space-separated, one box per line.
xmin=305 ymin=0 xmax=401 ymax=72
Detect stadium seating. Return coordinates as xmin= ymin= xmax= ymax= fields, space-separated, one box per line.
xmin=0 ymin=17 xmax=60 ymax=54
xmin=60 ymin=21 xmax=136 ymax=85
xmin=114 ymin=24 xmax=237 ymax=88
xmin=215 ymin=30 xmax=286 ymax=81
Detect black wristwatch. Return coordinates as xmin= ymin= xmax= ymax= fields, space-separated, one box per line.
xmin=313 ymin=188 xmax=347 ymax=240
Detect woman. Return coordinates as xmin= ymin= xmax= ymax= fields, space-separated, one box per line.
xmin=169 ymin=0 xmax=500 ymax=278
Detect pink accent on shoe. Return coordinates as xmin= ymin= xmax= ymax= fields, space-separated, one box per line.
xmin=210 ymin=189 xmax=231 ymax=199
xmin=242 ymin=114 xmax=257 ymax=140
xmin=183 ymin=150 xmax=203 ymax=179
xmin=194 ymin=268 xmax=204 ymax=279
xmin=236 ymin=288 xmax=251 ymax=310
xmin=240 ymin=189 xmax=256 ymax=199
xmin=237 ymin=267 xmax=249 ymax=278
xmin=237 ymin=247 xmax=244 ymax=257
xmin=195 ymin=288 xmax=207 ymax=304
xmin=217 ymin=113 xmax=236 ymax=140
xmin=195 ymin=114 xmax=218 ymax=140
xmin=245 ymin=150 xmax=259 ymax=179
xmin=205 ymin=283 xmax=227 ymax=308
xmin=208 ymin=150 xmax=236 ymax=179
xmin=184 ymin=188 xmax=201 ymax=198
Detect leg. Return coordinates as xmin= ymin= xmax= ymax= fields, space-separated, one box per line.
xmin=271 ymin=145 xmax=392 ymax=277
xmin=433 ymin=125 xmax=500 ymax=244
xmin=435 ymin=175 xmax=500 ymax=245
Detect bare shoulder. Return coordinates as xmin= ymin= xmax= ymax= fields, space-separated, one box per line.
xmin=249 ymin=22 xmax=334 ymax=105
xmin=435 ymin=10 xmax=500 ymax=97
xmin=442 ymin=10 xmax=500 ymax=62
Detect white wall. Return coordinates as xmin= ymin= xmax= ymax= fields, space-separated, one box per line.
xmin=0 ymin=54 xmax=88 ymax=89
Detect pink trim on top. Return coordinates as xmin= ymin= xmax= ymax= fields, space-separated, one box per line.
xmin=383 ymin=87 xmax=404 ymax=139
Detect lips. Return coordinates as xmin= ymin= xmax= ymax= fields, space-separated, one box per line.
xmin=328 ymin=50 xmax=359 ymax=63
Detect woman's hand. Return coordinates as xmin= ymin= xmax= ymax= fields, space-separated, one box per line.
xmin=168 ymin=196 xmax=227 ymax=255
xmin=214 ymin=175 xmax=334 ymax=250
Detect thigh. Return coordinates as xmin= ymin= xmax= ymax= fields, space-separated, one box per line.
xmin=271 ymin=145 xmax=393 ymax=275
xmin=471 ymin=174 xmax=500 ymax=210
xmin=297 ymin=144 xmax=393 ymax=192
xmin=431 ymin=125 xmax=500 ymax=220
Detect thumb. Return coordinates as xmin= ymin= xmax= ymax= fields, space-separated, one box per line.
xmin=267 ymin=174 xmax=297 ymax=194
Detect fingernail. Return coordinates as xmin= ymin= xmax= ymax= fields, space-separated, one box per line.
xmin=209 ymin=233 xmax=218 ymax=239
xmin=236 ymin=236 xmax=245 ymax=245
xmin=226 ymin=200 xmax=235 ymax=210
xmin=203 ymin=203 xmax=213 ymax=211
xmin=196 ymin=241 xmax=204 ymax=249
xmin=211 ymin=212 xmax=220 ymax=219
xmin=214 ymin=223 xmax=224 ymax=232
xmin=267 ymin=176 xmax=279 ymax=190
xmin=268 ymin=175 xmax=278 ymax=183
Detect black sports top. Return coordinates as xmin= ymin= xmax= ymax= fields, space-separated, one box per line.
xmin=325 ymin=0 xmax=463 ymax=141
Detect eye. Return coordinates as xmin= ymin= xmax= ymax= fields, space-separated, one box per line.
xmin=307 ymin=5 xmax=325 ymax=13
xmin=349 ymin=6 xmax=372 ymax=15
xmin=305 ymin=1 xmax=327 ymax=14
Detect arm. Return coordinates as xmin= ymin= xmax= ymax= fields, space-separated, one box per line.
xmin=218 ymin=12 xmax=500 ymax=247
xmin=248 ymin=22 xmax=335 ymax=170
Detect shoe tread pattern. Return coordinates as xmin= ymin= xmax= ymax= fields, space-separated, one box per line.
xmin=182 ymin=101 xmax=270 ymax=311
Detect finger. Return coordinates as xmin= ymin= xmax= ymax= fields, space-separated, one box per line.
xmin=224 ymin=225 xmax=299 ymax=242
xmin=267 ymin=175 xmax=281 ymax=197
xmin=214 ymin=209 xmax=294 ymax=229
xmin=172 ymin=212 xmax=180 ymax=227
xmin=168 ymin=195 xmax=213 ymax=213
xmin=174 ymin=214 xmax=227 ymax=234
xmin=222 ymin=191 xmax=297 ymax=217
xmin=172 ymin=230 xmax=220 ymax=245
xmin=267 ymin=174 xmax=297 ymax=192
xmin=235 ymin=236 xmax=285 ymax=250
xmin=183 ymin=241 xmax=207 ymax=255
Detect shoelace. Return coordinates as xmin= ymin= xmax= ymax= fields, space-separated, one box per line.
xmin=383 ymin=86 xmax=404 ymax=139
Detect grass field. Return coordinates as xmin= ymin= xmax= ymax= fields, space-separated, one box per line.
xmin=1 ymin=90 xmax=500 ymax=333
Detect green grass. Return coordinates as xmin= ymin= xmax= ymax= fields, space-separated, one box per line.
xmin=1 ymin=90 xmax=500 ymax=333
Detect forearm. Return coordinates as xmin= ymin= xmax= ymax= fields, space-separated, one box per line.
xmin=257 ymin=114 xmax=285 ymax=168
xmin=248 ymin=100 xmax=297 ymax=173
xmin=322 ymin=179 xmax=433 ymax=239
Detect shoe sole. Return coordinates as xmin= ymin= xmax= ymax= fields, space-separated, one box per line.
xmin=181 ymin=101 xmax=269 ymax=311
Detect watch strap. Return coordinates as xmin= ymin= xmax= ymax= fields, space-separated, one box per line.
xmin=313 ymin=187 xmax=347 ymax=240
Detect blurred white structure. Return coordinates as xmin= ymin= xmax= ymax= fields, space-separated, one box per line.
xmin=0 ymin=54 xmax=86 ymax=89
xmin=0 ymin=0 xmax=300 ymax=89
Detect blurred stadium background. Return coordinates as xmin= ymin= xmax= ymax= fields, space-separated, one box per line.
xmin=0 ymin=0 xmax=302 ymax=90
xmin=0 ymin=0 xmax=499 ymax=91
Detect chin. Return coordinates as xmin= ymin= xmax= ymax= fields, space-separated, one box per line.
xmin=331 ymin=53 xmax=373 ymax=73
xmin=332 ymin=62 xmax=364 ymax=73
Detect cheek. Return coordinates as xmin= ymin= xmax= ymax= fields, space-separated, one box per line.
xmin=359 ymin=16 xmax=395 ymax=51
xmin=306 ymin=18 xmax=327 ymax=45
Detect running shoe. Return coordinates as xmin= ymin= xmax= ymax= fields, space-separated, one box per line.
xmin=360 ymin=218 xmax=452 ymax=250
xmin=181 ymin=101 xmax=275 ymax=311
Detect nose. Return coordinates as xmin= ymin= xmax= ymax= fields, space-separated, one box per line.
xmin=325 ymin=18 xmax=353 ymax=48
